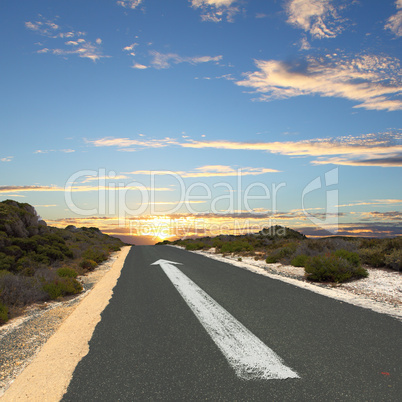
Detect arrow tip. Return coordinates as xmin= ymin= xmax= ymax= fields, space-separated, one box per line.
xmin=151 ymin=259 xmax=182 ymax=266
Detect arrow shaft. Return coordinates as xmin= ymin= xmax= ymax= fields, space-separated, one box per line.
xmin=160 ymin=262 xmax=299 ymax=380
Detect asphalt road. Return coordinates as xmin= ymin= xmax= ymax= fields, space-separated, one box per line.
xmin=63 ymin=246 xmax=401 ymax=401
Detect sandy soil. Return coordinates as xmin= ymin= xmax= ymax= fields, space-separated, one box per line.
xmin=1 ymin=246 xmax=131 ymax=401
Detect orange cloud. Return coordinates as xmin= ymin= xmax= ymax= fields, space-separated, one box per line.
xmin=128 ymin=165 xmax=279 ymax=177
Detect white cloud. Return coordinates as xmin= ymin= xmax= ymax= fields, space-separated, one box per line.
xmin=190 ymin=0 xmax=240 ymax=22
xmin=25 ymin=18 xmax=60 ymax=37
xmin=131 ymin=63 xmax=148 ymax=69
xmin=1 ymin=156 xmax=13 ymax=162
xmin=385 ymin=0 xmax=402 ymax=37
xmin=236 ymin=53 xmax=402 ymax=111
xmin=26 ymin=16 xmax=108 ymax=62
xmin=25 ymin=16 xmax=85 ymax=39
xmin=285 ymin=0 xmax=343 ymax=38
xmin=117 ymin=0 xmax=143 ymax=9
xmin=35 ymin=149 xmax=75 ymax=154
xmin=299 ymin=36 xmax=311 ymax=50
xmin=123 ymin=43 xmax=138 ymax=55
xmin=149 ymin=51 xmax=222 ymax=69
xmin=50 ymin=39 xmax=109 ymax=62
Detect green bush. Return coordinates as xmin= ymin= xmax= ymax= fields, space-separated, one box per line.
xmin=333 ymin=249 xmax=360 ymax=267
xmin=185 ymin=242 xmax=206 ymax=251
xmin=266 ymin=255 xmax=279 ymax=263
xmin=0 ymin=270 xmax=13 ymax=278
xmin=291 ymin=254 xmax=310 ymax=267
xmin=212 ymin=238 xmax=224 ymax=249
xmin=358 ymin=248 xmax=385 ymax=267
xmin=3 ymin=245 xmax=24 ymax=259
xmin=82 ymin=248 xmax=108 ymax=264
xmin=305 ymin=255 xmax=368 ymax=283
xmin=0 ymin=302 xmax=8 ymax=324
xmin=57 ymin=267 xmax=78 ymax=278
xmin=266 ymin=246 xmax=295 ymax=264
xmin=385 ymin=249 xmax=402 ymax=271
xmin=42 ymin=278 xmax=82 ymax=300
xmin=0 ymin=253 xmax=15 ymax=271
xmin=80 ymin=259 xmax=98 ymax=271
xmin=11 ymin=237 xmax=38 ymax=252
xmin=221 ymin=241 xmax=254 ymax=254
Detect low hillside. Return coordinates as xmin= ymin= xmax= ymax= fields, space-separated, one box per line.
xmin=0 ymin=200 xmax=126 ymax=325
xmin=159 ymin=225 xmax=401 ymax=283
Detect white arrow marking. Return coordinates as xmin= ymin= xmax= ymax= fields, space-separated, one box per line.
xmin=151 ymin=259 xmax=299 ymax=380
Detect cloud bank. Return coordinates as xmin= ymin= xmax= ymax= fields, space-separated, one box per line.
xmin=86 ymin=131 xmax=402 ymax=168
xmin=236 ymin=54 xmax=402 ymax=111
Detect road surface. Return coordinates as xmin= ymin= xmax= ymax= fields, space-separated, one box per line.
xmin=63 ymin=246 xmax=401 ymax=401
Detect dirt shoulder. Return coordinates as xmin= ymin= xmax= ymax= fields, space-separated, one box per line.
xmin=1 ymin=245 xmax=131 ymax=401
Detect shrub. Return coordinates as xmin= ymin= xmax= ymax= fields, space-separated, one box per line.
xmin=0 ymin=302 xmax=8 ymax=324
xmin=291 ymin=254 xmax=310 ymax=267
xmin=333 ymin=249 xmax=360 ymax=267
xmin=212 ymin=238 xmax=224 ymax=249
xmin=0 ymin=274 xmax=48 ymax=306
xmin=0 ymin=253 xmax=15 ymax=271
xmin=3 ymin=245 xmax=24 ymax=259
xmin=221 ymin=241 xmax=254 ymax=254
xmin=358 ymin=248 xmax=385 ymax=267
xmin=30 ymin=253 xmax=51 ymax=265
xmin=39 ymin=246 xmax=65 ymax=261
xmin=57 ymin=267 xmax=78 ymax=278
xmin=82 ymin=248 xmax=108 ymax=264
xmin=80 ymin=259 xmax=98 ymax=271
xmin=11 ymin=238 xmax=37 ymax=252
xmin=185 ymin=242 xmax=205 ymax=251
xmin=42 ymin=278 xmax=82 ymax=300
xmin=266 ymin=246 xmax=295 ymax=264
xmin=384 ymin=249 xmax=402 ymax=271
xmin=266 ymin=255 xmax=279 ymax=263
xmin=305 ymin=255 xmax=368 ymax=283
xmin=42 ymin=282 xmax=63 ymax=300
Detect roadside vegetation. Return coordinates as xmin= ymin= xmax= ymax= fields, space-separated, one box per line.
xmin=0 ymin=200 xmax=125 ymax=325
xmin=158 ymin=225 xmax=401 ymax=284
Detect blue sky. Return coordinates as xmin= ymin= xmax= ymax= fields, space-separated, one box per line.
xmin=1 ymin=0 xmax=401 ymax=244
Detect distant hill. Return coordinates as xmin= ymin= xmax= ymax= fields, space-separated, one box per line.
xmin=0 ymin=200 xmax=126 ymax=325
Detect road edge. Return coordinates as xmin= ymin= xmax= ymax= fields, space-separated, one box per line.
xmin=1 ymin=245 xmax=132 ymax=401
